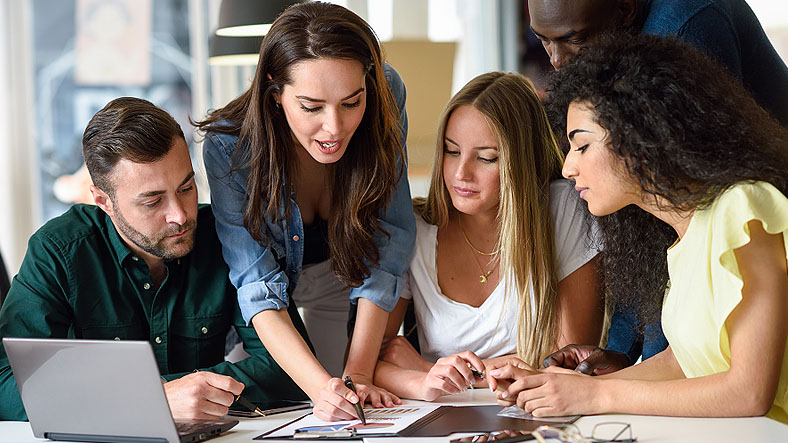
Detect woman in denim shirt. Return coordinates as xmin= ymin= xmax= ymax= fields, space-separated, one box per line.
xmin=196 ymin=2 xmax=415 ymax=421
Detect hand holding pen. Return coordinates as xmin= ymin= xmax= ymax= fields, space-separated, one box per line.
xmin=163 ymin=370 xmax=245 ymax=419
xmin=193 ymin=369 xmax=262 ymax=416
xmin=418 ymin=351 xmax=486 ymax=401
xmin=343 ymin=376 xmax=367 ymax=424
xmin=233 ymin=394 xmax=265 ymax=416
xmin=311 ymin=376 xmax=400 ymax=422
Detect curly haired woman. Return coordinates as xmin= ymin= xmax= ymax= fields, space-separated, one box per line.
xmin=488 ymin=34 xmax=788 ymax=423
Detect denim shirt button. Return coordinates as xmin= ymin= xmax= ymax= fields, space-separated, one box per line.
xmin=292 ymin=235 xmax=300 ymax=242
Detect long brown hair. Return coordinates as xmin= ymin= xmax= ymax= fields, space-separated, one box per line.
xmin=415 ymin=72 xmax=565 ymax=366
xmin=195 ymin=2 xmax=404 ymax=287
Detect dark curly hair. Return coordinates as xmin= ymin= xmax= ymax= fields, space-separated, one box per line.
xmin=546 ymin=33 xmax=788 ymax=325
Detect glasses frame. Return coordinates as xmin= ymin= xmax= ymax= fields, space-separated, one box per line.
xmin=589 ymin=422 xmax=637 ymax=443
xmin=448 ymin=422 xmax=637 ymax=443
xmin=530 ymin=422 xmax=637 ymax=443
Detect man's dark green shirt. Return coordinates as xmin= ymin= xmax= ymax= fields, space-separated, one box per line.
xmin=0 ymin=204 xmax=305 ymax=420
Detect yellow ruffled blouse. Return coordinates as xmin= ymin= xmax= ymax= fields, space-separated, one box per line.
xmin=662 ymin=181 xmax=788 ymax=423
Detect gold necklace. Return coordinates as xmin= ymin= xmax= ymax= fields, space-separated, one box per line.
xmin=458 ymin=216 xmax=500 ymax=256
xmin=470 ymin=251 xmax=499 ymax=283
xmin=457 ymin=217 xmax=499 ymax=283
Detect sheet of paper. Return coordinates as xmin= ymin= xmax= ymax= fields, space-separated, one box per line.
xmin=262 ymin=405 xmax=442 ymax=438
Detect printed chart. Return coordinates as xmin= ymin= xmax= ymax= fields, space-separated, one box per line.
xmin=260 ymin=405 xmax=442 ymax=438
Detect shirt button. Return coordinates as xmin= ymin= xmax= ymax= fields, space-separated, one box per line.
xmin=131 ymin=256 xmax=139 ymax=261
xmin=155 ymin=336 xmax=162 ymax=344
xmin=201 ymin=326 xmax=208 ymax=335
xmin=292 ymin=235 xmax=300 ymax=242
xmin=143 ymin=282 xmax=151 ymax=290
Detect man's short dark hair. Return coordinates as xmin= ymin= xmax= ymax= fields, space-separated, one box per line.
xmin=82 ymin=97 xmax=185 ymax=197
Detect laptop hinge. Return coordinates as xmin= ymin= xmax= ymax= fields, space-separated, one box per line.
xmin=45 ymin=432 xmax=168 ymax=443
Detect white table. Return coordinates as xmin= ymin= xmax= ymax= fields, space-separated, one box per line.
xmin=1 ymin=389 xmax=786 ymax=442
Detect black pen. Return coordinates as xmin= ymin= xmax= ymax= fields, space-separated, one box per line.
xmin=343 ymin=376 xmax=366 ymax=424
xmin=469 ymin=366 xmax=485 ymax=379
xmin=193 ymin=369 xmax=263 ymax=416
xmin=234 ymin=394 xmax=265 ymax=416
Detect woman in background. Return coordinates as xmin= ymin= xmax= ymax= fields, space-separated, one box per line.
xmin=375 ymin=72 xmax=603 ymax=401
xmin=489 ymin=34 xmax=788 ymax=423
xmin=197 ymin=2 xmax=415 ymax=421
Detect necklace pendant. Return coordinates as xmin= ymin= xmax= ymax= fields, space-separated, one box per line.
xmin=479 ymin=274 xmax=487 ymax=283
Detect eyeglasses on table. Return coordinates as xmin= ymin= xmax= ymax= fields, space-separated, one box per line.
xmin=451 ymin=421 xmax=636 ymax=443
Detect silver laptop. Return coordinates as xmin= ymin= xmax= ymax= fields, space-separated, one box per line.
xmin=3 ymin=338 xmax=238 ymax=443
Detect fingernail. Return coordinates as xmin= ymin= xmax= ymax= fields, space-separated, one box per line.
xmin=489 ymin=369 xmax=500 ymax=377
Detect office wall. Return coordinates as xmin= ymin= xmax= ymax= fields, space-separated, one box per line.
xmin=0 ymin=1 xmax=38 ymax=276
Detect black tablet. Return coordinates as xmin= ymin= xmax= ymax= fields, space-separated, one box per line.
xmin=228 ymin=399 xmax=311 ymax=418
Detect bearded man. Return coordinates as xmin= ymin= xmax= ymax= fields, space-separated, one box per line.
xmin=0 ymin=97 xmax=305 ymax=420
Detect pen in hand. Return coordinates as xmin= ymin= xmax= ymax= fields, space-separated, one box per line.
xmin=234 ymin=394 xmax=265 ymax=416
xmin=469 ymin=365 xmax=485 ymax=379
xmin=343 ymin=376 xmax=366 ymax=424
xmin=192 ymin=369 xmax=262 ymax=416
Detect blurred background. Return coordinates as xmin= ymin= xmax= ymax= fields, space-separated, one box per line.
xmin=0 ymin=0 xmax=786 ymax=280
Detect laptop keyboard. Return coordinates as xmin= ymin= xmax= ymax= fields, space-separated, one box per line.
xmin=175 ymin=419 xmax=226 ymax=435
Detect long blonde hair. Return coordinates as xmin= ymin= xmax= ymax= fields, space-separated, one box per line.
xmin=414 ymin=72 xmax=564 ymax=366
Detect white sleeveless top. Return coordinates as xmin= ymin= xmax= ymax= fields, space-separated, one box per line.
xmin=401 ymin=180 xmax=598 ymax=362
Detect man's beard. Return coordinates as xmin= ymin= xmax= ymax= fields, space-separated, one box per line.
xmin=113 ymin=205 xmax=197 ymax=260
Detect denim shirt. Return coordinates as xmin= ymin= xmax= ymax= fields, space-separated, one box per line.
xmin=606 ymin=304 xmax=669 ymax=365
xmin=203 ymin=64 xmax=416 ymax=325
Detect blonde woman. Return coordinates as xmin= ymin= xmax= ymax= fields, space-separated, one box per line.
xmin=374 ymin=72 xmax=603 ymax=401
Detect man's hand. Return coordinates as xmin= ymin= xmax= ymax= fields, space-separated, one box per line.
xmin=542 ymin=344 xmax=630 ymax=375
xmin=380 ymin=336 xmax=432 ymax=373
xmin=163 ymin=371 xmax=244 ymax=419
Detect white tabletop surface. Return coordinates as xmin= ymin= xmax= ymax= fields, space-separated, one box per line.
xmin=1 ymin=388 xmax=786 ymax=442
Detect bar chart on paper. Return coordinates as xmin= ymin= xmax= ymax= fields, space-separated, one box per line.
xmin=364 ymin=407 xmax=423 ymax=420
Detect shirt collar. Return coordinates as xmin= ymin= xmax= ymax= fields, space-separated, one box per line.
xmin=104 ymin=212 xmax=135 ymax=265
xmin=104 ymin=212 xmax=182 ymax=267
